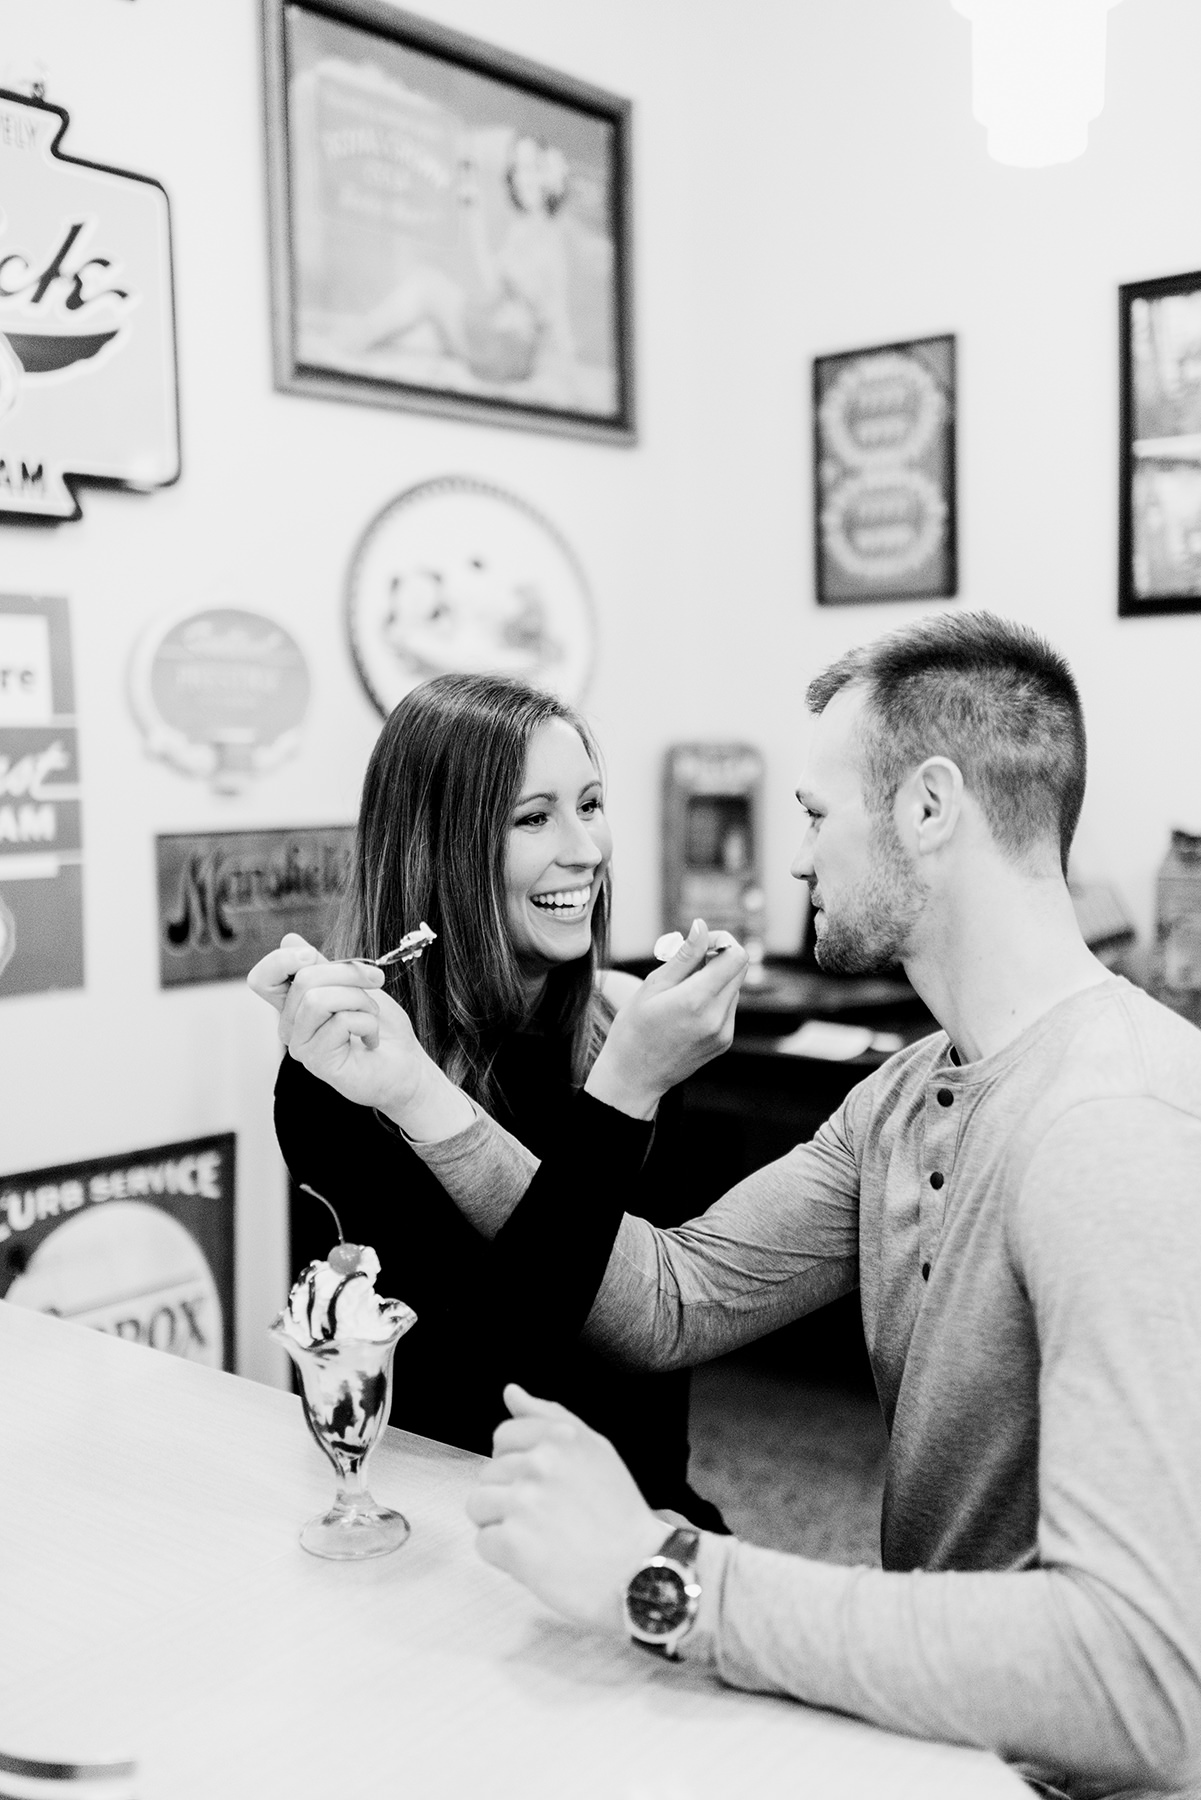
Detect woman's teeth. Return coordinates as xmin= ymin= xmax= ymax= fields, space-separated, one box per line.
xmin=530 ymin=887 xmax=591 ymax=913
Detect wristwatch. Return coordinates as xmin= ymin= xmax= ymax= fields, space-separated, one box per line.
xmin=623 ymin=1527 xmax=701 ymax=1659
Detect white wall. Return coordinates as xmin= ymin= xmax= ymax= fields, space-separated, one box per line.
xmin=1 ymin=0 xmax=1198 ymax=1384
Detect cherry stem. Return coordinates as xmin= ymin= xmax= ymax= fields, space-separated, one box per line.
xmin=299 ymin=1182 xmax=344 ymax=1244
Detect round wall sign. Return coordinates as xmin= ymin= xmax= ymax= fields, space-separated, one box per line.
xmin=345 ymin=477 xmax=595 ymax=718
xmin=128 ymin=606 xmax=311 ymax=794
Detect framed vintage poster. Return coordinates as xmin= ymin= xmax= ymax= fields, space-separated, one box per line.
xmin=813 ymin=335 xmax=957 ymax=605
xmin=1119 ymin=271 xmax=1201 ymax=616
xmin=262 ymin=0 xmax=634 ymax=442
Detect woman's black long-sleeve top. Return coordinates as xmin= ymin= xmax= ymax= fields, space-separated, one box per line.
xmin=275 ymin=1029 xmax=722 ymax=1524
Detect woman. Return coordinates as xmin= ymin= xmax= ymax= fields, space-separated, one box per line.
xmin=250 ymin=674 xmax=745 ymax=1526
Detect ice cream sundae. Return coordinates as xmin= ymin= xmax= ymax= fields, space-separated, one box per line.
xmin=270 ymin=1239 xmax=416 ymax=1560
xmin=277 ymin=1242 xmax=406 ymax=1349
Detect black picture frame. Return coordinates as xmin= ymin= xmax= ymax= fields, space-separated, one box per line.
xmin=1118 ymin=271 xmax=1201 ymax=616
xmin=261 ymin=0 xmax=635 ymax=443
xmin=813 ymin=334 xmax=957 ymax=606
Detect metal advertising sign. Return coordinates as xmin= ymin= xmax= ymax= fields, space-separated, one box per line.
xmin=0 ymin=89 xmax=179 ymax=521
xmin=156 ymin=824 xmax=353 ymax=986
xmin=0 ymin=593 xmax=84 ymax=998
xmin=129 ymin=606 xmax=311 ymax=794
xmin=0 ymin=1135 xmax=236 ymax=1371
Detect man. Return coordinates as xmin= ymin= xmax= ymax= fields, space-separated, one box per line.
xmin=420 ymin=613 xmax=1201 ymax=1799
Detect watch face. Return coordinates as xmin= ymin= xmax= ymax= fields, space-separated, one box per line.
xmin=626 ymin=1564 xmax=688 ymax=1637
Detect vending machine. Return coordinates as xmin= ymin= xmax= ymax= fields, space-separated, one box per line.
xmin=662 ymin=743 xmax=765 ymax=953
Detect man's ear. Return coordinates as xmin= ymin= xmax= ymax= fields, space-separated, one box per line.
xmin=894 ymin=756 xmax=963 ymax=857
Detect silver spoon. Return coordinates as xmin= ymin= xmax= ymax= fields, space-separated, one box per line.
xmin=352 ymin=921 xmax=437 ymax=969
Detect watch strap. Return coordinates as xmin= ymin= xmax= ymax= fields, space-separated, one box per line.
xmin=655 ymin=1527 xmax=700 ymax=1567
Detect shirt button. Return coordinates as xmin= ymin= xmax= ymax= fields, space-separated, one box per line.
xmin=921 ymin=1262 xmax=931 ymax=1281
xmin=929 ymin=1171 xmax=945 ymax=1189
xmin=937 ymin=1088 xmax=954 ymax=1107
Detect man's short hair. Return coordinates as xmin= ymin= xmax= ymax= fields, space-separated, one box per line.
xmin=806 ymin=611 xmax=1086 ymax=874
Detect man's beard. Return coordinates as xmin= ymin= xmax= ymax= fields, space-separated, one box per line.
xmin=810 ymin=818 xmax=925 ymax=975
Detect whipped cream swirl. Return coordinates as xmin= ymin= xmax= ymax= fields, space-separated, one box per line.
xmin=277 ymin=1246 xmax=401 ymax=1346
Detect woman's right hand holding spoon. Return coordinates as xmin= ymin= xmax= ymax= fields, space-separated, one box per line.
xmin=247 ymin=934 xmax=473 ymax=1138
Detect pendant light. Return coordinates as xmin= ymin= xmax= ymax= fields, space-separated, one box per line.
xmin=952 ymin=0 xmax=1123 ymax=168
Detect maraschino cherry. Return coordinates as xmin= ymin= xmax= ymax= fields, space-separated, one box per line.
xmin=328 ymin=1241 xmax=366 ymax=1275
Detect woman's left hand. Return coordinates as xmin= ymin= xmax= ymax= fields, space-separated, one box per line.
xmin=585 ymin=920 xmax=749 ymax=1119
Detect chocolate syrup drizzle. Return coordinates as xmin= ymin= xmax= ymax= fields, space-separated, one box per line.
xmin=297 ymin=1261 xmax=369 ymax=1342
xmin=322 ymin=1269 xmax=368 ymax=1341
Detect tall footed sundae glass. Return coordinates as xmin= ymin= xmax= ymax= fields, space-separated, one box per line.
xmin=270 ymin=1242 xmax=416 ymax=1560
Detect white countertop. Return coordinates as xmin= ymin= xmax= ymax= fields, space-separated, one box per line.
xmin=0 ymin=1301 xmax=1027 ymax=1799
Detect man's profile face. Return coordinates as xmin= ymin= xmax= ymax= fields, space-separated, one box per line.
xmin=791 ymin=685 xmax=925 ymax=975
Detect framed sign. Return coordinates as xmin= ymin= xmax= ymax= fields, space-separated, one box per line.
xmin=262 ymin=0 xmax=634 ymax=442
xmin=157 ymin=824 xmax=353 ymax=986
xmin=0 ymin=89 xmax=179 ymax=522
xmin=0 ymin=593 xmax=84 ymax=997
xmin=1119 ymin=271 xmax=1201 ymax=616
xmin=345 ymin=475 xmax=595 ymax=716
xmin=0 ymin=1135 xmax=236 ymax=1371
xmin=814 ymin=335 xmax=957 ymax=605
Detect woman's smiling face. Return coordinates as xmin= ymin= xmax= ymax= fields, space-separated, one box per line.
xmin=505 ymin=717 xmax=612 ymax=980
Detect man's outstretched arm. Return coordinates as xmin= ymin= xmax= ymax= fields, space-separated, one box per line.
xmin=414 ymin=1096 xmax=862 ymax=1370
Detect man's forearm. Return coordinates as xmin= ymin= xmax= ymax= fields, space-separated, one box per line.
xmin=682 ymin=1537 xmax=1197 ymax=1792
xmin=582 ymin=1199 xmax=853 ymax=1371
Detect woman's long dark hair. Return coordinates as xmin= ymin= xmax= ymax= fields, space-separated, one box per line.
xmin=327 ymin=674 xmax=613 ymax=1108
